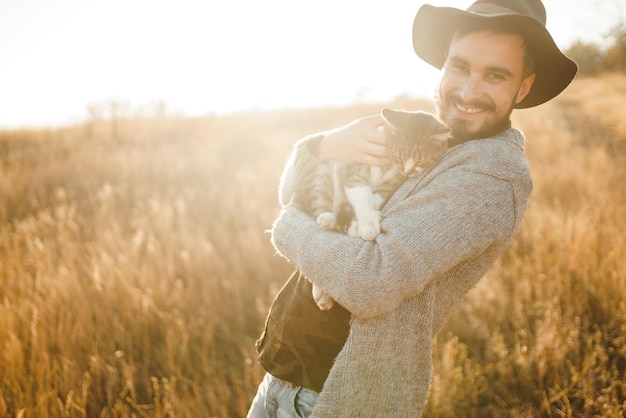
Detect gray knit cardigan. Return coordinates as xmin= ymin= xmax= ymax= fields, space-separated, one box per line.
xmin=271 ymin=128 xmax=533 ymax=417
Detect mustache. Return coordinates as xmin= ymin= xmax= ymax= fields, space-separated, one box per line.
xmin=447 ymin=94 xmax=496 ymax=112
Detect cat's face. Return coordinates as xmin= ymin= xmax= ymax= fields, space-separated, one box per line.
xmin=381 ymin=109 xmax=450 ymax=177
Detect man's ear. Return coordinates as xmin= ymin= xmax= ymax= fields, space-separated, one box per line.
xmin=515 ymin=73 xmax=536 ymax=104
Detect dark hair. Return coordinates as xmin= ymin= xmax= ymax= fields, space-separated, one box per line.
xmin=448 ymin=18 xmax=536 ymax=77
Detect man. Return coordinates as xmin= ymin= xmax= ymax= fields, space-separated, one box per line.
xmin=248 ymin=0 xmax=577 ymax=416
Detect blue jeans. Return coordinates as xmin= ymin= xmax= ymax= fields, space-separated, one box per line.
xmin=247 ymin=373 xmax=319 ymax=418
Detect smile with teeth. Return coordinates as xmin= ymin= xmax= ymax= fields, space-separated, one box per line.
xmin=454 ymin=102 xmax=485 ymax=114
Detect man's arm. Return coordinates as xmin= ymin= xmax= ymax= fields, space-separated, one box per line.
xmin=272 ymin=160 xmax=520 ymax=319
xmin=278 ymin=114 xmax=388 ymax=206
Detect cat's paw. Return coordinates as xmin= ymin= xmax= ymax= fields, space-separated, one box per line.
xmin=347 ymin=219 xmax=360 ymax=238
xmin=358 ymin=223 xmax=380 ymax=241
xmin=315 ymin=295 xmax=335 ymax=311
xmin=358 ymin=211 xmax=381 ymax=241
xmin=316 ymin=212 xmax=336 ymax=230
xmin=312 ymin=286 xmax=334 ymax=310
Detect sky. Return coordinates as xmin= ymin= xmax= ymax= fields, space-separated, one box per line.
xmin=0 ymin=0 xmax=624 ymax=129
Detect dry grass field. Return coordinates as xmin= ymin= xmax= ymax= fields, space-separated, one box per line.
xmin=0 ymin=73 xmax=625 ymax=417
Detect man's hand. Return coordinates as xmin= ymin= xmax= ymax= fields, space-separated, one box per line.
xmin=318 ymin=115 xmax=389 ymax=166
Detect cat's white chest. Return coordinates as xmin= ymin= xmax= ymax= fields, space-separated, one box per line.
xmin=370 ymin=166 xmax=383 ymax=184
xmin=344 ymin=184 xmax=381 ymax=241
xmin=370 ymin=165 xmax=398 ymax=187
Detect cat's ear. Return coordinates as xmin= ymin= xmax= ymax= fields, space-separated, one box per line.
xmin=429 ymin=125 xmax=451 ymax=155
xmin=426 ymin=117 xmax=451 ymax=142
xmin=381 ymin=108 xmax=404 ymax=126
xmin=430 ymin=131 xmax=451 ymax=144
xmin=381 ymin=108 xmax=392 ymax=123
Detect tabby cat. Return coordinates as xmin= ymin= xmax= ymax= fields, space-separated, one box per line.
xmin=299 ymin=108 xmax=450 ymax=310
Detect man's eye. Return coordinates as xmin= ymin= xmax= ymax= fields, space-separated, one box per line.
xmin=450 ymin=63 xmax=468 ymax=73
xmin=487 ymin=72 xmax=506 ymax=81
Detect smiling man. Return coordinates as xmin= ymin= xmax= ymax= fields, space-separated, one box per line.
xmin=248 ymin=1 xmax=577 ymax=417
xmin=438 ymin=27 xmax=536 ymax=141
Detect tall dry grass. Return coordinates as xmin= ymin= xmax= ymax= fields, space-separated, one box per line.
xmin=0 ymin=74 xmax=624 ymax=417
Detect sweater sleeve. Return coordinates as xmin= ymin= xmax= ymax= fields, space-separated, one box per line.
xmin=271 ymin=163 xmax=520 ymax=319
xmin=277 ymin=134 xmax=324 ymax=207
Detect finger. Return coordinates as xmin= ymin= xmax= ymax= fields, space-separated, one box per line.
xmin=361 ymin=141 xmax=390 ymax=165
xmin=367 ymin=129 xmax=387 ymax=146
xmin=358 ymin=114 xmax=385 ymax=129
xmin=363 ymin=141 xmax=388 ymax=157
xmin=361 ymin=153 xmax=390 ymax=167
xmin=361 ymin=114 xmax=384 ymax=123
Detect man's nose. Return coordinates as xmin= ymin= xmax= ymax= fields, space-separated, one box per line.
xmin=459 ymin=76 xmax=482 ymax=103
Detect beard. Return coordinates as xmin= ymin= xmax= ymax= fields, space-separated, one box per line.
xmin=436 ymin=90 xmax=513 ymax=143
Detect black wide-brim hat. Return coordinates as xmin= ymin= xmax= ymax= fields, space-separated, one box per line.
xmin=413 ymin=0 xmax=578 ymax=108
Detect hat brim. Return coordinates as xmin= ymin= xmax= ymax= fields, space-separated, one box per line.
xmin=413 ymin=5 xmax=578 ymax=108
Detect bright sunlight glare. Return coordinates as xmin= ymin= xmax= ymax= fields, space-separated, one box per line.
xmin=0 ymin=0 xmax=621 ymax=128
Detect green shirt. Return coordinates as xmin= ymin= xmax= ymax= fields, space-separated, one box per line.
xmin=256 ymin=269 xmax=350 ymax=392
